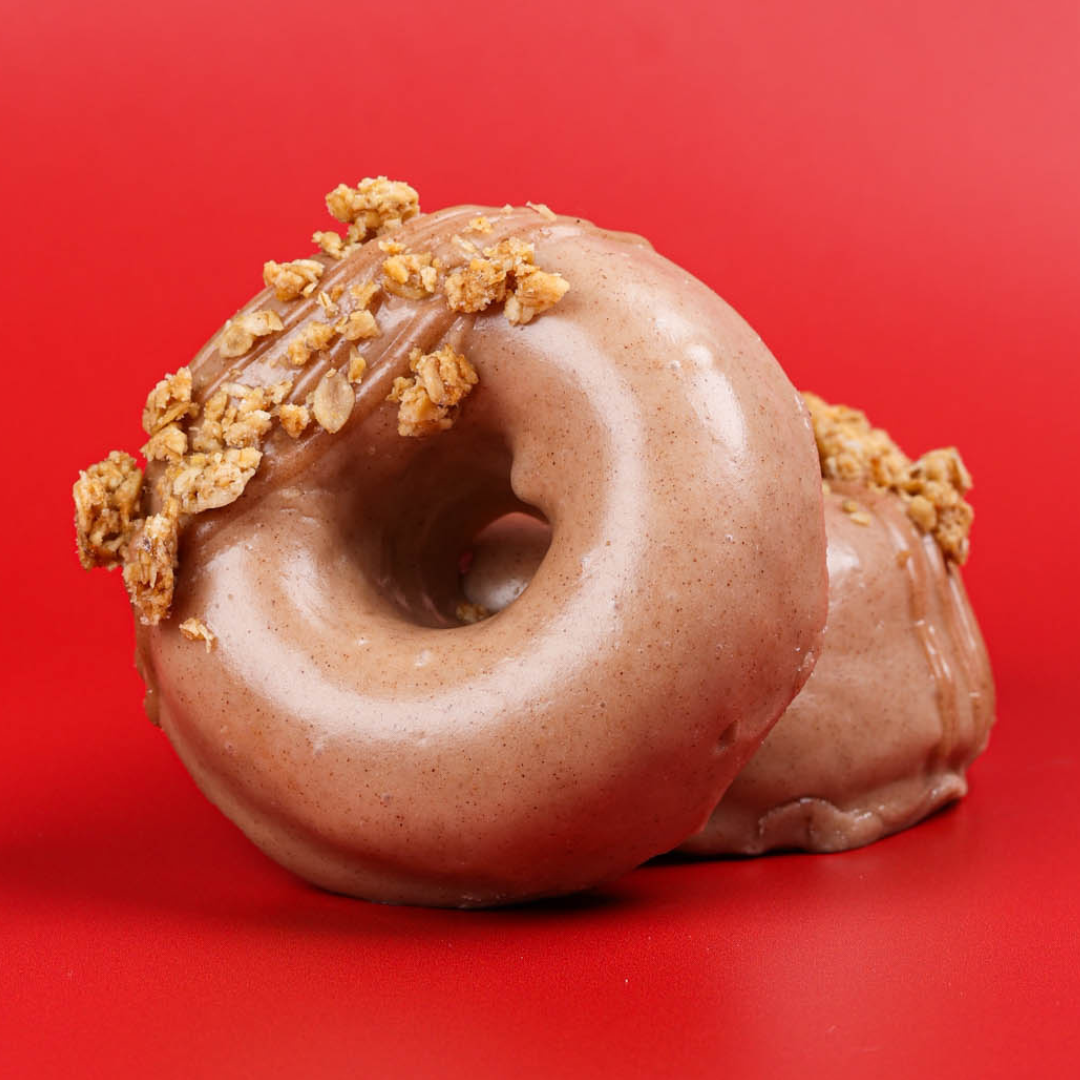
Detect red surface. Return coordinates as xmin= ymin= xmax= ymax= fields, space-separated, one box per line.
xmin=2 ymin=1 xmax=1078 ymax=1076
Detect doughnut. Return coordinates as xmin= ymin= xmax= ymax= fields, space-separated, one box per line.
xmin=463 ymin=398 xmax=996 ymax=856
xmin=679 ymin=395 xmax=996 ymax=854
xmin=73 ymin=180 xmax=827 ymax=906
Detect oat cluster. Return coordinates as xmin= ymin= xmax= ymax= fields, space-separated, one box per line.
xmin=314 ymin=177 xmax=420 ymax=261
xmin=75 ymin=178 xmax=571 ymax=633
xmin=389 ymin=346 xmax=479 ymax=437
xmin=263 ymin=259 xmax=324 ymax=301
xmin=73 ymin=452 xmax=143 ymax=570
xmin=804 ymin=392 xmax=974 ymax=562
xmin=445 ymin=237 xmax=570 ymax=325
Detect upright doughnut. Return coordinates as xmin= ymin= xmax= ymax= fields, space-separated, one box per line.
xmin=75 ymin=186 xmax=828 ymax=906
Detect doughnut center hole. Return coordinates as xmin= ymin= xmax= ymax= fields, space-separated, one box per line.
xmin=369 ymin=436 xmax=551 ymax=628
xmin=458 ymin=512 xmax=553 ymax=622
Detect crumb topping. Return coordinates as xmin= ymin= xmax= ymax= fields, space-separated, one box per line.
xmin=189 ymin=380 xmax=292 ymax=453
xmin=382 ymin=251 xmax=440 ymax=299
xmin=313 ymin=177 xmax=420 ymax=258
xmin=278 ymin=403 xmax=311 ymax=438
xmin=76 ymin=181 xmax=573 ymax=628
xmin=805 ymin=392 xmax=975 ymax=562
xmin=526 ymin=201 xmax=557 ymax=221
xmin=505 ymin=267 xmax=570 ymax=325
xmin=840 ymin=498 xmax=872 ymax=527
xmin=218 ymin=310 xmax=284 ymax=359
xmin=444 ymin=238 xmax=568 ymax=324
xmin=122 ymin=514 xmax=179 ymax=626
xmin=73 ymin=451 xmax=144 ymax=569
xmin=143 ymin=368 xmax=197 ymax=435
xmin=160 ymin=448 xmax=263 ymax=516
xmin=349 ymin=281 xmax=379 ymax=308
xmin=804 ymin=393 xmax=910 ymax=489
xmin=325 ymin=177 xmax=420 ymax=237
xmin=312 ymin=230 xmax=352 ymax=260
xmin=263 ymin=258 xmax=324 ymax=301
xmin=286 ymin=319 xmax=338 ymax=367
xmin=346 ymin=347 xmax=367 ymax=384
xmin=142 ymin=422 xmax=188 ymax=463
xmin=179 ymin=617 xmax=216 ymax=652
xmin=336 ymin=308 xmax=379 ymax=342
xmin=388 ymin=345 xmax=478 ymax=437
xmin=901 ymin=448 xmax=973 ymax=563
xmin=312 ymin=369 xmax=355 ymax=433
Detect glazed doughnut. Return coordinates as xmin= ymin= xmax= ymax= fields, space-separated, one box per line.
xmin=680 ymin=395 xmax=996 ymax=854
xmin=74 ymin=182 xmax=827 ymax=906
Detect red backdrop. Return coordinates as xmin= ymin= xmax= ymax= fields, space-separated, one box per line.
xmin=2 ymin=1 xmax=1077 ymax=1077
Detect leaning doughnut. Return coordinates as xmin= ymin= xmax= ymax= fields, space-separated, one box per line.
xmin=74 ymin=183 xmax=827 ymax=906
xmin=680 ymin=395 xmax=996 ymax=855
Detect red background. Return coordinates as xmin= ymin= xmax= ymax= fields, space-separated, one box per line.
xmin=2 ymin=1 xmax=1078 ymax=1076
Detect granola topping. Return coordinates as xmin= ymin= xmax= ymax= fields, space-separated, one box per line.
xmin=73 ymin=451 xmax=144 ymax=569
xmin=179 ymin=617 xmax=217 ymax=652
xmin=388 ymin=346 xmax=478 ymax=437
xmin=325 ymin=177 xmax=420 ymax=238
xmin=444 ymin=238 xmax=569 ymax=324
xmin=143 ymin=367 xmax=197 ymax=435
xmin=122 ymin=514 xmax=179 ymax=626
xmin=349 ymin=281 xmax=379 ymax=309
xmin=189 ymin=380 xmax=292 ymax=453
xmin=312 ymin=230 xmax=356 ymax=261
xmin=218 ymin=310 xmax=284 ymax=358
xmin=336 ymin=308 xmax=379 ymax=342
xmin=142 ymin=422 xmax=188 ymax=463
xmin=286 ymin=319 xmax=338 ymax=367
xmin=840 ymin=498 xmax=872 ymax=527
xmin=75 ymin=184 xmax=576 ymax=627
xmin=312 ymin=369 xmax=355 ymax=433
xmin=346 ymin=347 xmax=367 ymax=384
xmin=805 ymin=392 xmax=975 ymax=562
xmin=382 ymin=251 xmax=440 ymax=299
xmin=159 ymin=448 xmax=263 ymax=515
xmin=263 ymin=258 xmax=324 ymax=301
xmin=526 ymin=201 xmax=557 ymax=221
xmin=278 ymin=403 xmax=311 ymax=438
xmin=900 ymin=448 xmax=974 ymax=563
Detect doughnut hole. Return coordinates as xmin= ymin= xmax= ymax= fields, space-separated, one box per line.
xmin=459 ymin=512 xmax=552 ymax=618
xmin=340 ymin=431 xmax=548 ymax=629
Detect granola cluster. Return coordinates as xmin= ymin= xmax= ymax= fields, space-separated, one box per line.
xmin=218 ymin=310 xmax=284 ymax=359
xmin=263 ymin=258 xmax=324 ymax=301
xmin=389 ymin=346 xmax=479 ymax=437
xmin=75 ymin=178 xmax=571 ymax=633
xmin=76 ymin=370 xmax=282 ymax=625
xmin=444 ymin=237 xmax=569 ymax=325
xmin=73 ymin=452 xmax=144 ymax=570
xmin=314 ymin=177 xmax=420 ymax=261
xmin=804 ymin=392 xmax=974 ymax=562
